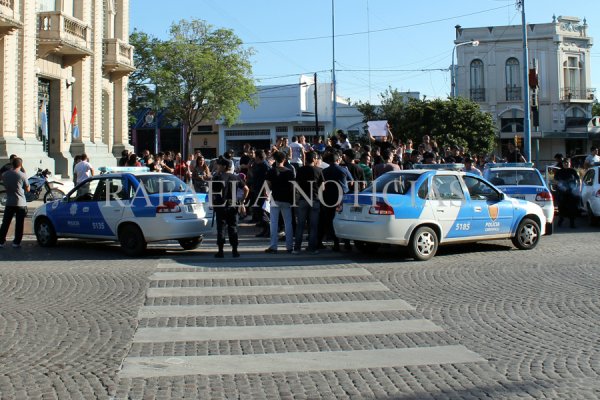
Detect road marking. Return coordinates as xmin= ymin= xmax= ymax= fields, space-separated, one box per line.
xmin=149 ymin=267 xmax=372 ymax=280
xmin=146 ymin=282 xmax=389 ymax=298
xmin=137 ymin=298 xmax=415 ymax=318
xmin=133 ymin=319 xmax=440 ymax=343
xmin=157 ymin=259 xmax=354 ymax=269
xmin=119 ymin=345 xmax=485 ymax=378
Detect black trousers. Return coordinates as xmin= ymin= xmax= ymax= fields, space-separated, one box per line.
xmin=0 ymin=206 xmax=27 ymax=245
xmin=215 ymin=206 xmax=239 ymax=250
xmin=318 ymin=205 xmax=339 ymax=246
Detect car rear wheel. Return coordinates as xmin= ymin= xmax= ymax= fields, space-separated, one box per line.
xmin=44 ymin=188 xmax=65 ymax=203
xmin=119 ymin=224 xmax=147 ymax=257
xmin=511 ymin=218 xmax=540 ymax=250
xmin=588 ymin=204 xmax=600 ymax=226
xmin=354 ymin=240 xmax=381 ymax=253
xmin=0 ymin=191 xmax=7 ymax=210
xmin=178 ymin=237 xmax=202 ymax=250
xmin=409 ymin=226 xmax=438 ymax=261
xmin=35 ymin=217 xmax=57 ymax=247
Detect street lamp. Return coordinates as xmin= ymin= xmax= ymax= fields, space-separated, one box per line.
xmin=451 ymin=40 xmax=479 ymax=98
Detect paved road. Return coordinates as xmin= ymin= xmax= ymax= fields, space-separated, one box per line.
xmin=0 ymin=219 xmax=599 ymax=399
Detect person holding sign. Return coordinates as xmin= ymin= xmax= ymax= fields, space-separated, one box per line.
xmin=367 ymin=121 xmax=394 ymax=153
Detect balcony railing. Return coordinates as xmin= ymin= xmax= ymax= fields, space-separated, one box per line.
xmin=470 ymin=88 xmax=486 ymax=102
xmin=103 ymin=38 xmax=135 ymax=77
xmin=560 ymin=87 xmax=596 ymax=101
xmin=505 ymin=86 xmax=522 ymax=101
xmin=37 ymin=11 xmax=92 ymax=64
xmin=0 ymin=0 xmax=22 ymax=35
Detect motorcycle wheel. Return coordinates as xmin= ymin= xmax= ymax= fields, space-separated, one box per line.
xmin=44 ymin=188 xmax=65 ymax=203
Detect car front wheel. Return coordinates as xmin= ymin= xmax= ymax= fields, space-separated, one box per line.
xmin=409 ymin=226 xmax=438 ymax=261
xmin=35 ymin=217 xmax=57 ymax=247
xmin=511 ymin=218 xmax=540 ymax=250
xmin=119 ymin=224 xmax=147 ymax=257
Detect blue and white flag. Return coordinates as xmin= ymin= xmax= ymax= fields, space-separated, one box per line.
xmin=39 ymin=100 xmax=48 ymax=140
xmin=71 ymin=106 xmax=80 ymax=140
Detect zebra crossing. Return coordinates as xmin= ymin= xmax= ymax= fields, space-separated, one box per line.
xmin=118 ymin=260 xmax=485 ymax=379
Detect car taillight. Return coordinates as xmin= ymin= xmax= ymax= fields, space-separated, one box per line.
xmin=595 ymin=189 xmax=600 ymax=198
xmin=535 ymin=191 xmax=553 ymax=201
xmin=156 ymin=201 xmax=181 ymax=213
xmin=368 ymin=203 xmax=394 ymax=215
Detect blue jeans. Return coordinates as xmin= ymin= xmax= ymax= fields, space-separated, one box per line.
xmin=294 ymin=199 xmax=320 ymax=251
xmin=0 ymin=206 xmax=27 ymax=245
xmin=269 ymin=200 xmax=293 ymax=250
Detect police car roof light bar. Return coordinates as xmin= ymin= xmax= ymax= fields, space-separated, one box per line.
xmin=98 ymin=166 xmax=150 ymax=174
xmin=413 ymin=163 xmax=465 ymax=171
xmin=485 ymin=162 xmax=534 ymax=169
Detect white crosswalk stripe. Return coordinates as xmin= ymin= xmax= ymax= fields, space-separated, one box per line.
xmin=119 ymin=263 xmax=485 ymax=379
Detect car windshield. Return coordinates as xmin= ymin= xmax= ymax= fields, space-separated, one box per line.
xmin=485 ymin=169 xmax=542 ymax=186
xmin=364 ymin=173 xmax=421 ymax=194
xmin=136 ymin=174 xmax=189 ymax=194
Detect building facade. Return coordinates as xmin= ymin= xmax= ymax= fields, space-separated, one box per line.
xmin=0 ymin=0 xmax=133 ymax=177
xmin=455 ymin=16 xmax=596 ymax=164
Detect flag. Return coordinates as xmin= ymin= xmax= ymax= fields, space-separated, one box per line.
xmin=40 ymin=100 xmax=48 ymax=141
xmin=71 ymin=106 xmax=80 ymax=140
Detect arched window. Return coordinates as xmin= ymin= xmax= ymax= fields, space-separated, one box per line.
xmin=563 ymin=57 xmax=583 ymax=99
xmin=505 ymin=58 xmax=521 ymax=101
xmin=470 ymin=59 xmax=485 ymax=101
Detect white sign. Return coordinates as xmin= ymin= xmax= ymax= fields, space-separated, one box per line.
xmin=367 ymin=120 xmax=388 ymax=137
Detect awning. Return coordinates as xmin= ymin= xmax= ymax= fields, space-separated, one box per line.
xmin=540 ymin=131 xmax=589 ymax=139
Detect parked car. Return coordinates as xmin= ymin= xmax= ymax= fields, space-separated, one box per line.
xmin=581 ymin=164 xmax=600 ymax=225
xmin=32 ymin=167 xmax=213 ymax=256
xmin=333 ymin=168 xmax=549 ymax=261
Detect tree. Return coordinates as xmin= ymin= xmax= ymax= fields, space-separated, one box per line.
xmin=128 ymin=30 xmax=161 ymax=121
xmin=593 ymin=101 xmax=600 ymax=117
xmin=132 ymin=19 xmax=256 ymax=156
xmin=357 ymin=89 xmax=496 ymax=155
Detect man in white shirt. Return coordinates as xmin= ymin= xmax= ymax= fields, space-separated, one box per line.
xmin=583 ymin=146 xmax=600 ymax=170
xmin=289 ymin=136 xmax=305 ymax=172
xmin=74 ymin=153 xmax=94 ymax=185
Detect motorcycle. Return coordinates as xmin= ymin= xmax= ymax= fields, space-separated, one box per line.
xmin=0 ymin=168 xmax=65 ymax=209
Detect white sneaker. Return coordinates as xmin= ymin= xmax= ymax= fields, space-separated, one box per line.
xmin=12 ymin=243 xmax=21 ymax=248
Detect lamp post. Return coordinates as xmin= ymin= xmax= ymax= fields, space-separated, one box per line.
xmin=451 ymin=40 xmax=479 ymax=98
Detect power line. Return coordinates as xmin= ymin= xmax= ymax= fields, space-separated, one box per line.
xmin=244 ymin=4 xmax=513 ymax=45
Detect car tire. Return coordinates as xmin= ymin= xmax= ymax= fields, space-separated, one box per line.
xmin=119 ymin=224 xmax=147 ymax=257
xmin=511 ymin=218 xmax=540 ymax=250
xmin=588 ymin=204 xmax=600 ymax=226
xmin=409 ymin=226 xmax=438 ymax=261
xmin=44 ymin=188 xmax=65 ymax=203
xmin=178 ymin=236 xmax=202 ymax=250
xmin=354 ymin=240 xmax=381 ymax=254
xmin=34 ymin=217 xmax=57 ymax=247
xmin=0 ymin=191 xmax=7 ymax=210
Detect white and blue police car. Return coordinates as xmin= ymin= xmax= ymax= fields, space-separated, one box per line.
xmin=333 ymin=166 xmax=549 ymax=261
xmin=483 ymin=163 xmax=554 ymax=229
xmin=32 ymin=167 xmax=213 ymax=256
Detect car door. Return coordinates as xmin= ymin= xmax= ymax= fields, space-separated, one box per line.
xmin=52 ymin=178 xmax=102 ymax=235
xmin=89 ymin=177 xmax=126 ymax=237
xmin=581 ymin=169 xmax=595 ymax=209
xmin=428 ymin=174 xmax=472 ymax=239
xmin=462 ymin=175 xmax=513 ymax=236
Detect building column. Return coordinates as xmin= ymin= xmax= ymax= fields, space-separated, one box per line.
xmin=112 ymin=76 xmax=131 ymax=158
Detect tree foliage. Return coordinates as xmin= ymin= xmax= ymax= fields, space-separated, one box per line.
xmin=129 ymin=19 xmax=256 ymax=154
xmin=593 ymin=102 xmax=600 ymax=117
xmin=357 ymin=89 xmax=497 ymax=155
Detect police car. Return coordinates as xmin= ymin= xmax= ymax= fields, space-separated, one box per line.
xmin=32 ymin=167 xmax=213 ymax=256
xmin=482 ymin=163 xmax=554 ymax=228
xmin=333 ymin=165 xmax=549 ymax=261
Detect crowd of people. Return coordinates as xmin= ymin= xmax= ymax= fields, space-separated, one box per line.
xmin=1 ymin=134 xmax=598 ymax=254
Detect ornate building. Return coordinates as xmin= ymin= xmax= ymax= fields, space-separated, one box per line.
xmin=455 ymin=16 xmax=596 ymax=164
xmin=0 ymin=0 xmax=134 ymax=177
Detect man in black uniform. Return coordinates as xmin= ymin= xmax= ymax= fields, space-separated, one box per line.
xmin=211 ymin=157 xmax=249 ymax=258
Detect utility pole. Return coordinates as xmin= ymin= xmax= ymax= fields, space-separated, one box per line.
xmin=314 ymin=73 xmax=319 ymax=139
xmin=519 ymin=0 xmax=532 ymax=162
xmin=331 ymin=0 xmax=337 ymax=131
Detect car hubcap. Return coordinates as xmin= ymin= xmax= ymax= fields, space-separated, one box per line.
xmin=416 ymin=232 xmax=435 ymax=255
xmin=519 ymin=224 xmax=538 ymax=246
xmin=38 ymin=224 xmax=50 ymax=243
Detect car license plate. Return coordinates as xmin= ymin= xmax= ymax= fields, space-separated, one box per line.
xmin=350 ymin=206 xmax=362 ymax=213
xmin=512 ymin=195 xmax=526 ymax=200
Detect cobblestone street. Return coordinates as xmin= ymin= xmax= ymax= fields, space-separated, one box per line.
xmin=0 ymin=221 xmax=599 ymax=399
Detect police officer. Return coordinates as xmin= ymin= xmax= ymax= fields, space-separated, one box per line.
xmin=211 ymin=157 xmax=249 ymax=258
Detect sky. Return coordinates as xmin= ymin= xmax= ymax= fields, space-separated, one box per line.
xmin=130 ymin=0 xmax=600 ymax=104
